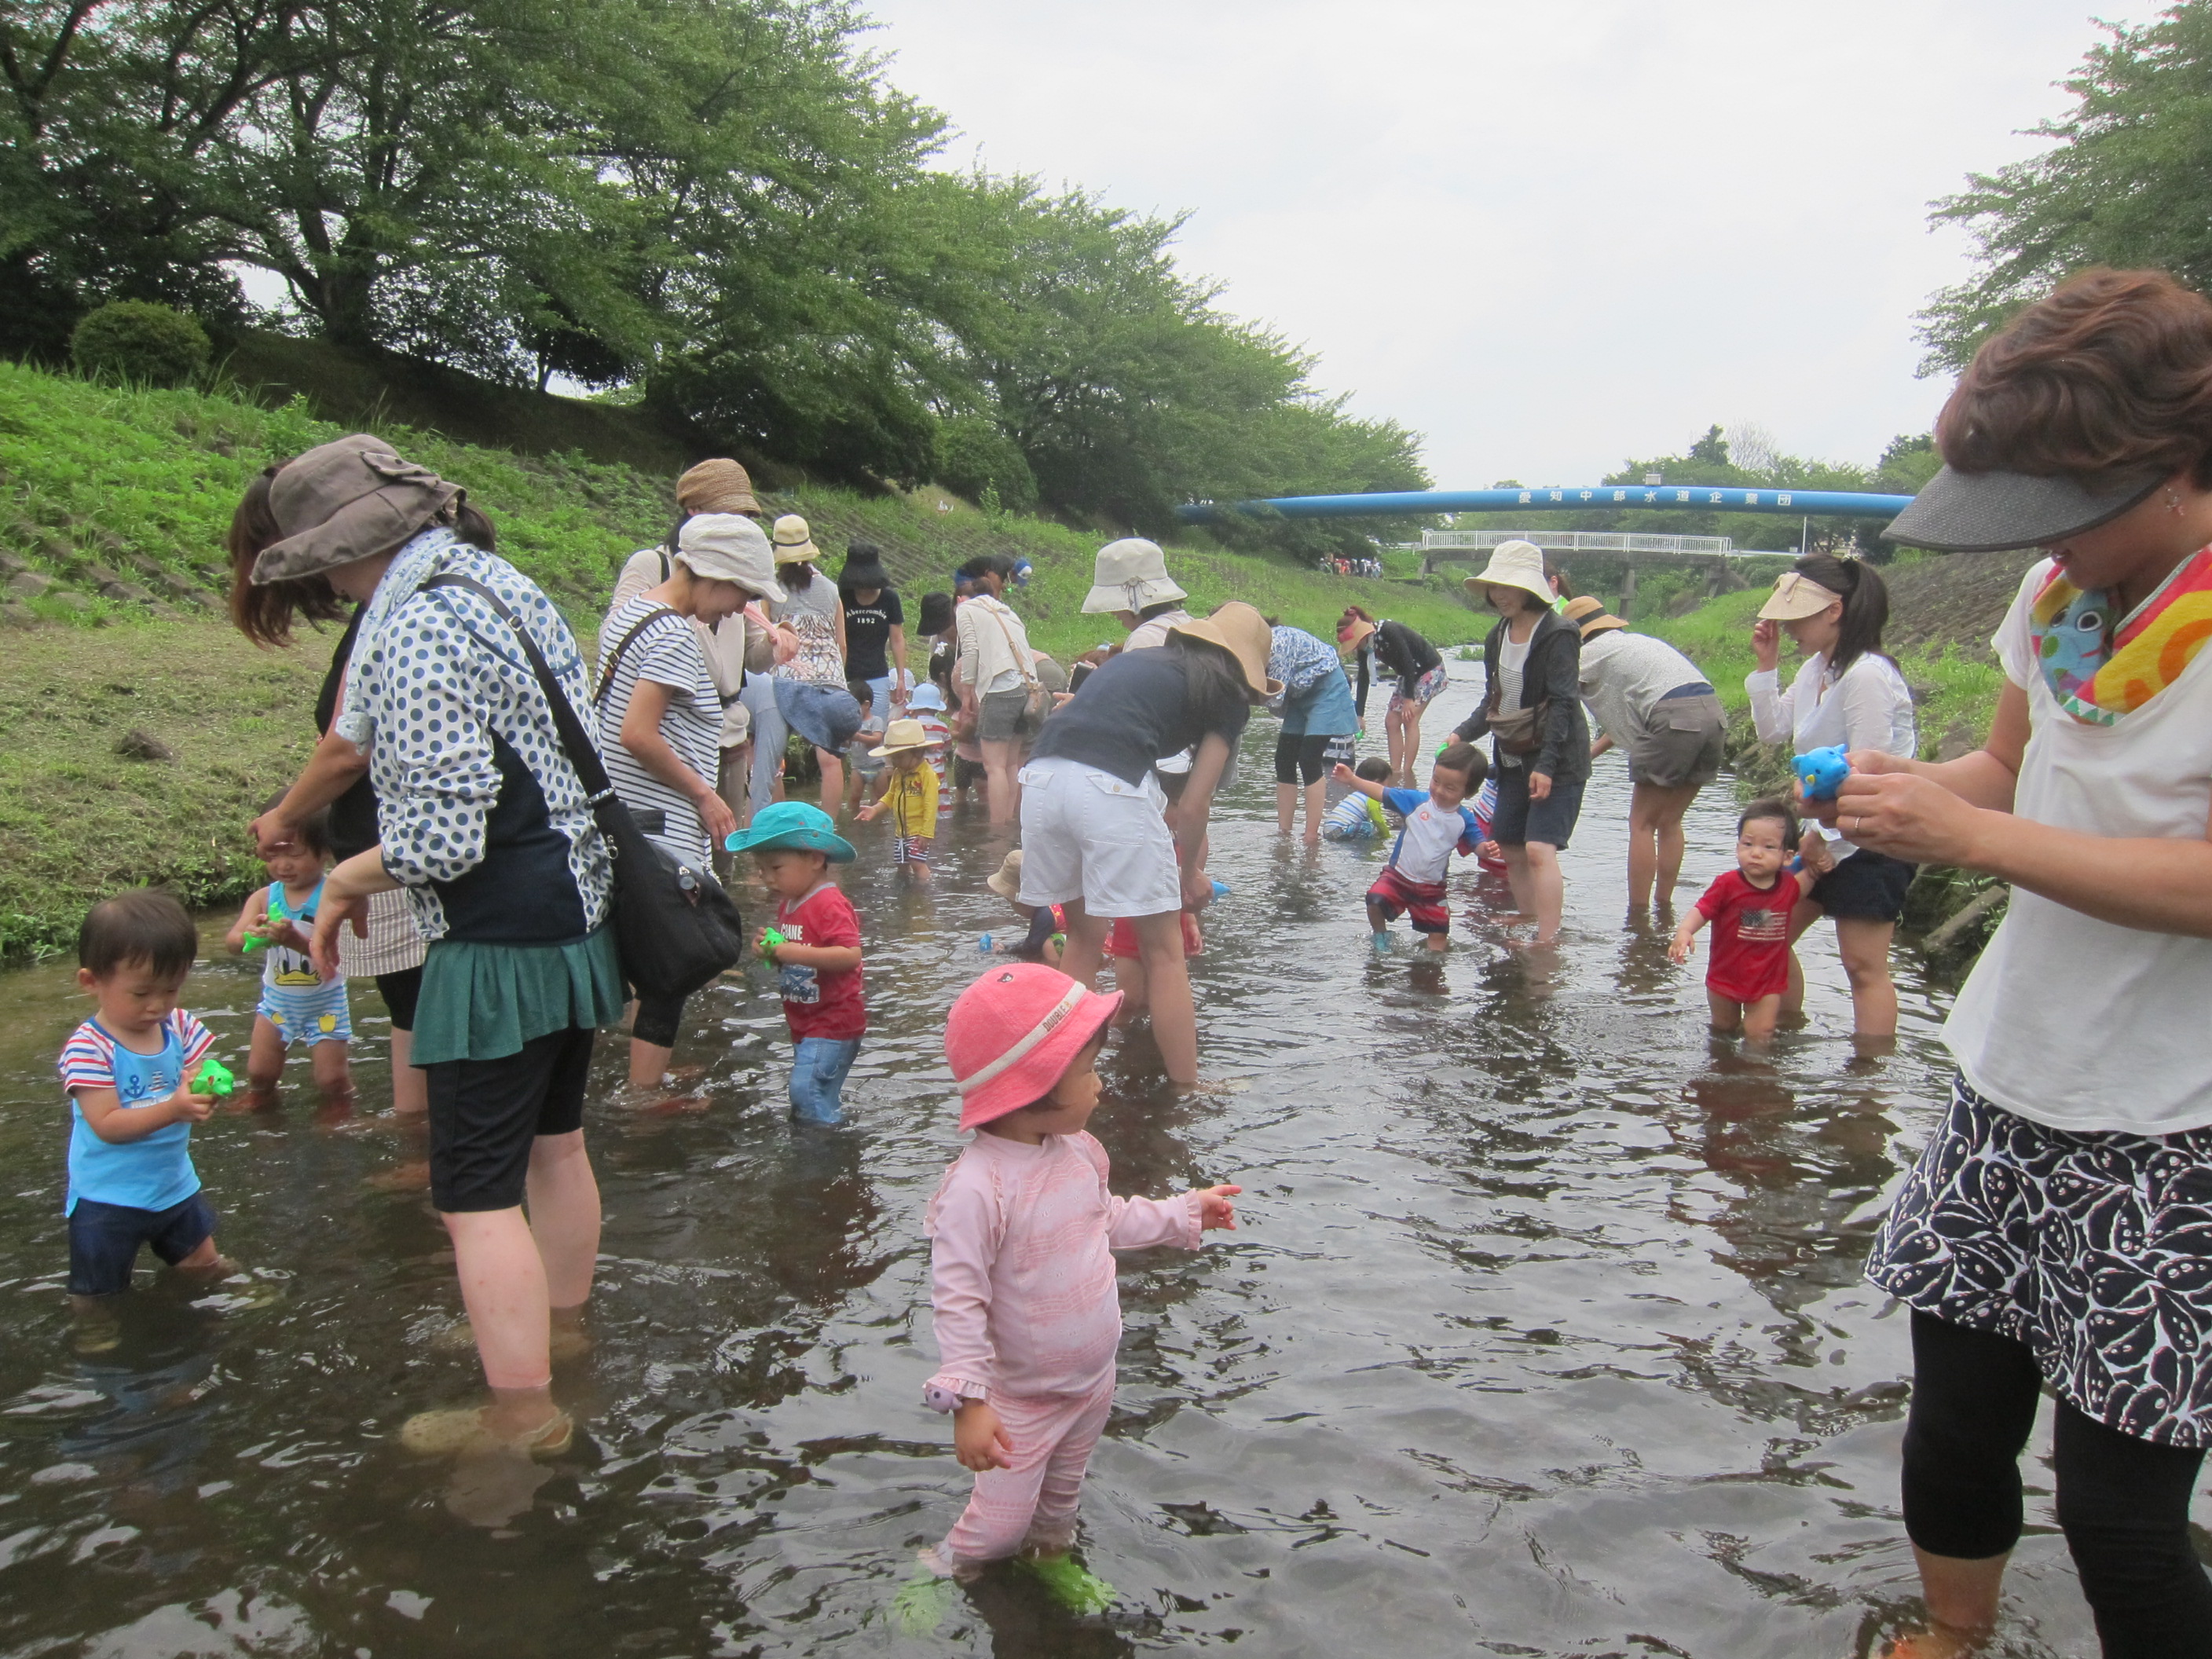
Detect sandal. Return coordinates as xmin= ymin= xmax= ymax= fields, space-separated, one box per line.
xmin=398 ymin=1404 xmax=574 ymax=1459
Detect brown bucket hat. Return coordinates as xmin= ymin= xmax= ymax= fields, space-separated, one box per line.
xmin=253 ymin=435 xmax=461 ymax=585
xmin=676 ymin=458 xmax=761 ymax=518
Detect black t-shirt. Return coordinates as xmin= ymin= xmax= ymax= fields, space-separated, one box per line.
xmin=1028 ymin=646 xmax=1251 ymax=786
xmin=841 ymin=588 xmax=903 ymax=680
xmin=315 ymin=606 xmax=381 ymax=861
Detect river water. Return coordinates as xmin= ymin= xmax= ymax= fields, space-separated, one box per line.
xmin=0 ymin=665 xmax=2156 ymax=1657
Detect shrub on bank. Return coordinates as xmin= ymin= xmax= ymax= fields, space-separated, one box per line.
xmin=69 ymin=302 xmax=212 ymax=388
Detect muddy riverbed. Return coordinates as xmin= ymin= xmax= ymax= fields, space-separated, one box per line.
xmin=0 ymin=666 xmax=2155 ymax=1657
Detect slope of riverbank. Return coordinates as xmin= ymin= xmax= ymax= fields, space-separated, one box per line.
xmin=0 ymin=360 xmax=1484 ymax=957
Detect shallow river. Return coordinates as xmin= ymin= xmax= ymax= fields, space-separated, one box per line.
xmin=0 ymin=665 xmax=2174 ymax=1657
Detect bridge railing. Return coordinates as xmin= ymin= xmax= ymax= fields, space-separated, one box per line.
xmin=1421 ymin=529 xmax=1737 ymax=559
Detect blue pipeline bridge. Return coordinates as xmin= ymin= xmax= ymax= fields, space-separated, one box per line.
xmin=1174 ymin=483 xmax=1914 ymax=527
xmin=1175 ymin=484 xmax=1917 ymax=602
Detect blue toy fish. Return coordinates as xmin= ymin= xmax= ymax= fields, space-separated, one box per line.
xmin=1793 ymin=745 xmax=1851 ymax=802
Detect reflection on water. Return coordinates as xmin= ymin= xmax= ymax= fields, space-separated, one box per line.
xmin=0 ymin=666 xmax=2148 ymax=1656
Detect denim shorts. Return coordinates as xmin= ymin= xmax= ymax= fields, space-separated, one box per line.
xmin=789 ymin=1036 xmax=861 ymax=1126
xmin=68 ymin=1190 xmax=218 ymax=1296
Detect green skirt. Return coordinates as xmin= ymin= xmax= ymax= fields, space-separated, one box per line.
xmin=410 ymin=928 xmax=626 ymax=1067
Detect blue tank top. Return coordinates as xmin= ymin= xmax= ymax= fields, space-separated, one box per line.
xmin=263 ymin=877 xmax=324 ymax=990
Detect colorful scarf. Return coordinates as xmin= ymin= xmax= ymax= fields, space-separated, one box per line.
xmin=2029 ymin=545 xmax=2212 ymax=724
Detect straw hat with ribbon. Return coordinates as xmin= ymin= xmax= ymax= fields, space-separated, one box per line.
xmin=771 ymin=514 xmax=822 ymax=566
xmin=675 ymin=458 xmax=761 ymax=518
xmin=1562 ymin=595 xmax=1627 ymax=638
xmin=1337 ymin=616 xmax=1376 ymax=650
xmin=1170 ymin=600 xmax=1283 ymax=698
xmin=868 ymin=716 xmax=933 ymax=758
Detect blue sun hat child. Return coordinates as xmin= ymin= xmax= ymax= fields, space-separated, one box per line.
xmin=723 ymin=800 xmax=855 ymax=861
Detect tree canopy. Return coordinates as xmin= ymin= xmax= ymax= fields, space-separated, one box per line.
xmin=0 ymin=0 xmax=1425 ymax=546
xmin=1918 ymin=2 xmax=2212 ymax=369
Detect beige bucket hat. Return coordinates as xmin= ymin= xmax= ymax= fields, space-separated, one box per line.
xmin=676 ymin=514 xmax=785 ymax=602
xmin=253 ymin=434 xmax=461 ymax=584
xmin=1082 ymin=537 xmax=1187 ymax=614
xmin=985 ymin=850 xmax=1024 ymax=900
xmin=771 ymin=514 xmax=821 ymax=566
xmin=676 ymin=458 xmax=761 ymax=518
xmin=1170 ymin=600 xmax=1283 ymax=698
xmin=1758 ymin=570 xmax=1845 ymax=621
xmin=1463 ymin=539 xmax=1553 ymax=606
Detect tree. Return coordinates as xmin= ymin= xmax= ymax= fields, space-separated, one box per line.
xmin=1919 ymin=5 xmax=2212 ymax=369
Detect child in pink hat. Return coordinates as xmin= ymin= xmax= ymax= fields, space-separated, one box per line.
xmin=917 ymin=964 xmax=1241 ymax=1599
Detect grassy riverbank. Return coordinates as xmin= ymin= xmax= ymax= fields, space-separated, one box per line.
xmin=0 ymin=359 xmax=1485 ymax=957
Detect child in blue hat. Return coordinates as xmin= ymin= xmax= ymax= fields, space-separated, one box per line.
xmin=727 ymin=804 xmax=866 ymax=1125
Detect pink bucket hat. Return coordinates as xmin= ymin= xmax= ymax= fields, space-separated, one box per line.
xmin=945 ymin=965 xmax=1121 ymax=1131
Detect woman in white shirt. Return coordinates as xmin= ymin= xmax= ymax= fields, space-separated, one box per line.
xmin=954 ymin=553 xmax=1038 ymax=826
xmin=1837 ymin=269 xmax=2212 ymax=1659
xmin=1746 ymin=552 xmax=1917 ymax=1040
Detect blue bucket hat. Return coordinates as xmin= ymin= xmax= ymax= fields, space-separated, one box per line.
xmin=723 ymin=800 xmax=855 ymax=862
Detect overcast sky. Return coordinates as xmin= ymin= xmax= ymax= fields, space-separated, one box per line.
xmin=857 ymin=0 xmax=2161 ymax=487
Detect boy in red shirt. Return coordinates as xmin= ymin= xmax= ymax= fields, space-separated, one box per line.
xmin=728 ymin=802 xmax=866 ymax=1125
xmin=1668 ymin=799 xmax=1822 ymax=1043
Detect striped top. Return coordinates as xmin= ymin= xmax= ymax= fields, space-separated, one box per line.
xmin=595 ymin=595 xmax=720 ymax=862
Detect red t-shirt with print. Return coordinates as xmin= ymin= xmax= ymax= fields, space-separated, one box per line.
xmin=1695 ymin=869 xmax=1799 ymax=1004
xmin=775 ymin=883 xmax=867 ymax=1040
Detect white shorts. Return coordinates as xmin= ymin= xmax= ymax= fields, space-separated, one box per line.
xmin=1016 ymin=757 xmax=1181 ymax=919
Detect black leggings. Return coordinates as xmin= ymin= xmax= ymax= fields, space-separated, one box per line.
xmin=1274 ymin=731 xmax=1330 ymax=786
xmin=1903 ymin=1311 xmax=2212 ymax=1657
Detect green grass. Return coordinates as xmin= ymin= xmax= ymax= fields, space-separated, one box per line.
xmin=0 ymin=357 xmax=1489 ymax=955
xmin=0 ymin=621 xmax=325 ymax=958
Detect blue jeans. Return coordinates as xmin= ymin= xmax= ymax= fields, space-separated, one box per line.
xmin=789 ymin=1036 xmax=860 ymax=1125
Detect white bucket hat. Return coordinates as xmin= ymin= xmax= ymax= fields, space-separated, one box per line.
xmin=677 ymin=513 xmax=786 ymax=602
xmin=1082 ymin=537 xmax=1187 ymax=614
xmin=1464 ymin=539 xmax=1553 ymax=606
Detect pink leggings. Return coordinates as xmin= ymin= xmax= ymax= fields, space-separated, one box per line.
xmin=942 ymin=1380 xmax=1115 ymax=1565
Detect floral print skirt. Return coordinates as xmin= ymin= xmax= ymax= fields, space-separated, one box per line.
xmin=1866 ymin=1074 xmax=2212 ymax=1446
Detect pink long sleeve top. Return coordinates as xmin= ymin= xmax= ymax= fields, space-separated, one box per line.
xmin=925 ymin=1130 xmax=1202 ymax=1402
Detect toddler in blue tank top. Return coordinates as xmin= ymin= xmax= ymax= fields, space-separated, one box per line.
xmin=228 ymin=800 xmax=354 ymax=1111
xmin=57 ymin=891 xmax=241 ymax=1347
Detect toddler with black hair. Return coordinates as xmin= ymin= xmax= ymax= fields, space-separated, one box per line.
xmin=1668 ymin=798 xmax=1825 ymax=1042
xmin=58 ymin=890 xmax=238 ymax=1348
xmin=228 ymin=795 xmax=353 ymax=1110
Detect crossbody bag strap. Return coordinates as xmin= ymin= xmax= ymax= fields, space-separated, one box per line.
xmin=421 ymin=573 xmax=616 ymax=806
xmin=593 ymin=603 xmax=683 ymax=705
xmin=983 ymin=601 xmax=1041 ymax=690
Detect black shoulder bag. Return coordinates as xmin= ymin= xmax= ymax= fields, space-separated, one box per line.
xmin=423 ymin=574 xmax=744 ymax=1001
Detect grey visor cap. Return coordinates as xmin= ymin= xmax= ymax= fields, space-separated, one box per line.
xmin=1884 ymin=463 xmax=2166 ymax=553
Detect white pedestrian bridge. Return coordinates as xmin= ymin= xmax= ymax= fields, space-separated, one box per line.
xmin=1421 ymin=529 xmax=1737 ymax=563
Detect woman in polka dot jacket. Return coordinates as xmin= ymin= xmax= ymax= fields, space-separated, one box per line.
xmin=234 ymin=434 xmax=619 ymax=1458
